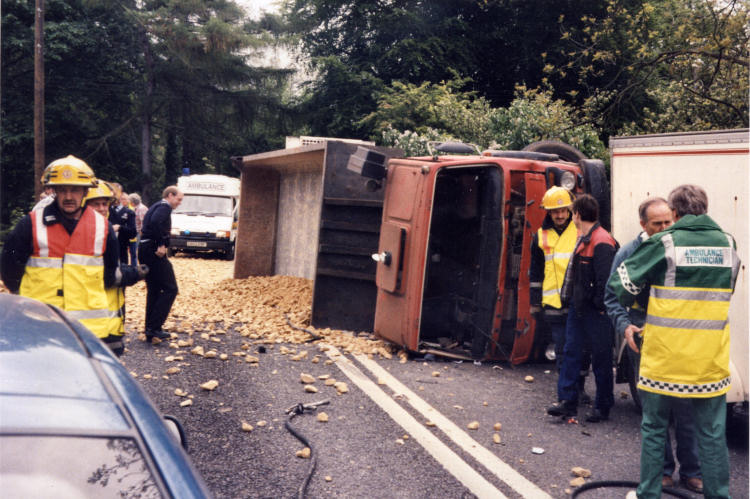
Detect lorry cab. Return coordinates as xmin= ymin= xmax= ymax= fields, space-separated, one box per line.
xmin=171 ymin=174 xmax=241 ymax=260
xmin=355 ymin=143 xmax=609 ymax=364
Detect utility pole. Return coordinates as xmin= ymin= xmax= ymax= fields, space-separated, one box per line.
xmin=34 ymin=0 xmax=45 ymax=199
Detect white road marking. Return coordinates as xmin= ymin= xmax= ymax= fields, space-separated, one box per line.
xmin=353 ymin=353 xmax=552 ymax=499
xmin=323 ymin=346 xmax=508 ymax=499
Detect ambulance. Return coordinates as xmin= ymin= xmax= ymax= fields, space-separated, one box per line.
xmin=170 ymin=174 xmax=240 ymax=259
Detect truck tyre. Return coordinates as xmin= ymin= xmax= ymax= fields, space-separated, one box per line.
xmin=579 ymin=159 xmax=611 ymax=231
xmin=522 ymin=140 xmax=586 ymax=163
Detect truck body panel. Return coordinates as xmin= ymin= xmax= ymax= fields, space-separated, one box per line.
xmin=610 ymin=129 xmax=749 ymax=403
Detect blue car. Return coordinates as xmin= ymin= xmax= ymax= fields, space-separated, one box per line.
xmin=0 ymin=294 xmax=211 ymax=498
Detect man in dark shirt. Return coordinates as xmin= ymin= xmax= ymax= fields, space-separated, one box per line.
xmin=138 ymin=186 xmax=183 ymax=342
xmin=110 ymin=192 xmax=137 ymax=265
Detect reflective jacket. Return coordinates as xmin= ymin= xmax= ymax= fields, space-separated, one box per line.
xmin=537 ymin=222 xmax=578 ymax=310
xmin=608 ymin=214 xmax=740 ymax=398
xmin=19 ymin=206 xmax=114 ymax=338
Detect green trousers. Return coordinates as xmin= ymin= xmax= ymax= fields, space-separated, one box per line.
xmin=637 ymin=390 xmax=729 ymax=499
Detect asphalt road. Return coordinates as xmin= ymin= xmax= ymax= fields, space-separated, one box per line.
xmin=122 ymin=329 xmax=749 ymax=499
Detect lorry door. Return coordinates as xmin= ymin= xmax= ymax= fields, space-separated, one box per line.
xmin=373 ymin=165 xmax=424 ymax=349
xmin=508 ymin=172 xmax=547 ymax=364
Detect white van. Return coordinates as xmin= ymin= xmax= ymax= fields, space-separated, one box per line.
xmin=170 ymin=175 xmax=240 ymax=260
xmin=610 ymin=129 xmax=748 ymax=420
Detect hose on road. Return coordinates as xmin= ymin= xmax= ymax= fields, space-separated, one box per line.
xmin=284 ymin=399 xmax=330 ymax=499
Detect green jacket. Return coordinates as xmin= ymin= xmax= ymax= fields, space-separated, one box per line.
xmin=608 ymin=214 xmax=740 ymax=398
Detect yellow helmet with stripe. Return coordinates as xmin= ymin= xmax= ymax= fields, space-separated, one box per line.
xmin=43 ymin=155 xmax=96 ymax=187
xmin=541 ymin=186 xmax=574 ymax=210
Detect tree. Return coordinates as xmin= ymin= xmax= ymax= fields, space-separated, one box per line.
xmin=553 ymin=0 xmax=749 ymax=135
xmin=373 ymin=80 xmax=606 ymax=160
xmin=280 ymin=0 xmax=612 ymax=138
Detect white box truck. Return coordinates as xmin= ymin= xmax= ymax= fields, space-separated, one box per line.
xmin=170 ymin=174 xmax=241 ymax=259
xmin=610 ymin=129 xmax=749 ymax=418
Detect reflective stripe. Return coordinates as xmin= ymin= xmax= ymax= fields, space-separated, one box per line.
xmin=650 ymin=287 xmax=732 ymax=302
xmin=529 ymin=282 xmax=542 ymax=289
xmin=543 ymin=307 xmax=567 ymax=316
xmin=727 ymin=234 xmax=740 ymax=285
xmin=616 ymin=262 xmax=641 ymax=295
xmin=94 ymin=212 xmax=105 ymax=256
xmin=67 ymin=308 xmax=118 ymax=320
xmin=661 ymin=234 xmax=676 ymax=287
xmin=25 ymin=257 xmax=63 ymax=269
xmin=646 ymin=314 xmax=727 ymax=331
xmin=64 ymin=254 xmax=104 ymax=267
xmin=542 ymin=288 xmax=560 ymax=296
xmin=543 ymin=252 xmax=572 ymax=262
xmin=639 ymin=375 xmax=731 ymax=396
xmin=34 ymin=208 xmax=49 ymax=258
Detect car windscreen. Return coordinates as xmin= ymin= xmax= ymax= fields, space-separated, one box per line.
xmin=174 ymin=194 xmax=233 ymax=217
xmin=1 ymin=435 xmax=164 ymax=498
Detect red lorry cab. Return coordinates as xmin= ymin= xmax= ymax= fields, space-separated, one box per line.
xmin=355 ymin=143 xmax=609 ymax=364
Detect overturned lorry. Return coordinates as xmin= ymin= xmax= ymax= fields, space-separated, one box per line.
xmin=347 ymin=141 xmax=610 ymax=364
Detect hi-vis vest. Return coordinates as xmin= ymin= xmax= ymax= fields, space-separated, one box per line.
xmin=19 ymin=206 xmax=114 ymax=338
xmin=538 ymin=223 xmax=578 ymax=309
xmin=105 ymin=287 xmax=126 ymax=336
xmin=609 ymin=214 xmax=740 ymax=398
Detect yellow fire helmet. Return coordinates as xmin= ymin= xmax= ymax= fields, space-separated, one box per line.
xmin=541 ymin=186 xmax=574 ymax=210
xmin=43 ymin=155 xmax=96 ymax=187
xmin=84 ymin=179 xmax=116 ymax=204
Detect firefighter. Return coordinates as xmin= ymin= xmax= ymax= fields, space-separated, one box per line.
xmin=610 ymin=185 xmax=739 ymax=499
xmin=1 ymin=156 xmax=121 ymax=344
xmin=83 ymin=180 xmax=149 ymax=356
xmin=529 ymin=186 xmax=590 ymax=401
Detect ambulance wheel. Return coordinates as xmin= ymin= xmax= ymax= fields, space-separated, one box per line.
xmin=522 ymin=140 xmax=586 ymax=163
xmin=224 ymin=245 xmax=235 ymax=261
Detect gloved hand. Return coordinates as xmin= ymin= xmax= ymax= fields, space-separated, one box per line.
xmin=137 ymin=264 xmax=149 ymax=279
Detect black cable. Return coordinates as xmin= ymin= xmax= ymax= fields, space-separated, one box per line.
xmin=570 ymin=480 xmax=693 ymax=498
xmin=285 ymin=314 xmax=323 ymax=342
xmin=284 ymin=400 xmax=330 ymax=499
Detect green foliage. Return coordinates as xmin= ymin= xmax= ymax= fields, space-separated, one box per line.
xmin=371 ymin=80 xmax=606 ymax=161
xmin=490 ymin=86 xmax=606 ymax=160
xmin=555 ymin=0 xmax=749 ymax=135
xmin=379 ymin=126 xmax=447 ymax=157
xmin=362 ymin=76 xmax=494 ymax=148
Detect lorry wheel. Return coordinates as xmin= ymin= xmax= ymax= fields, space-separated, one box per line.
xmin=579 ymin=159 xmax=612 ymax=231
xmin=625 ymin=347 xmax=642 ymax=413
xmin=522 ymin=140 xmax=586 ymax=163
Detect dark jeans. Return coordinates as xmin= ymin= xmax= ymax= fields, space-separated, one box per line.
xmin=139 ymin=242 xmax=178 ymax=332
xmin=129 ymin=240 xmax=138 ymax=266
xmin=557 ymin=303 xmax=614 ymax=411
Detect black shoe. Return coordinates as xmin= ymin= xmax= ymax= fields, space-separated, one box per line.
xmin=547 ymin=400 xmax=577 ymax=417
xmin=585 ymin=408 xmax=609 ymax=422
xmin=145 ymin=329 xmax=171 ymax=342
